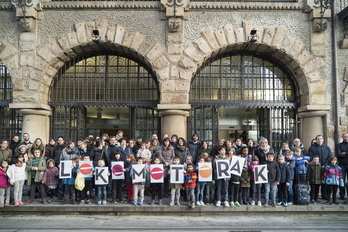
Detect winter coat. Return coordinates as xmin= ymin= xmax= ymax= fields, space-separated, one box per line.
xmin=158 ymin=145 xmax=175 ymax=166
xmin=175 ymin=145 xmax=191 ymax=164
xmin=53 ymin=144 xmax=65 ymax=165
xmin=278 ymin=148 xmax=290 ymax=158
xmin=105 ymin=145 xmax=118 ymax=164
xmin=137 ymin=148 xmax=152 ymax=160
xmin=188 ymin=141 xmax=201 ymax=162
xmin=0 ymin=168 xmax=10 ymax=188
xmin=26 ymin=156 xmax=47 ymax=185
xmin=196 ymin=147 xmax=211 ymax=162
xmin=117 ymin=146 xmax=133 ymax=161
xmin=7 ymin=162 xmax=27 ymax=183
xmin=9 ymin=139 xmax=20 ymax=160
xmin=124 ymin=161 xmax=134 ymax=184
xmin=64 ymin=166 xmax=78 ymax=185
xmin=240 ymin=166 xmax=251 ymax=188
xmin=307 ymin=143 xmax=332 ymax=166
xmin=306 ymin=162 xmax=322 ymax=185
xmin=294 ymin=154 xmax=310 ymax=174
xmin=211 ymin=144 xmax=224 ymax=158
xmin=278 ymin=162 xmax=291 ymax=183
xmin=90 ymin=147 xmax=107 ymax=167
xmin=323 ymin=165 xmax=344 ymax=187
xmin=335 ymin=141 xmax=348 ymax=165
xmin=286 ymin=157 xmax=295 ymax=180
xmin=0 ymin=148 xmax=12 ymax=164
xmin=256 ymin=146 xmax=274 ymax=165
xmin=266 ymin=160 xmax=280 ymax=182
xmin=44 ymin=144 xmax=55 ymax=160
xmin=61 ymin=147 xmax=80 ymax=161
xmin=233 ymin=143 xmax=245 ymax=156
xmin=184 ymin=171 xmax=197 ymax=189
xmin=291 ymin=143 xmax=307 ymax=156
xmin=42 ymin=159 xmax=59 ymax=186
xmin=249 ymin=163 xmax=258 ymax=182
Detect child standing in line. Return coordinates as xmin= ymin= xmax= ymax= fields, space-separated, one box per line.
xmin=137 ymin=142 xmax=152 ymax=196
xmin=125 ymin=153 xmax=135 ymax=203
xmin=150 ymin=157 xmax=164 ymax=205
xmin=168 ymin=156 xmax=183 ymax=206
xmin=184 ymin=163 xmax=197 ymax=209
xmin=250 ymin=156 xmax=262 ymax=206
xmin=323 ymin=157 xmax=344 ymax=205
xmin=78 ymin=155 xmax=94 ymax=205
xmin=264 ymin=152 xmax=280 ymax=207
xmin=7 ymin=155 xmax=27 ymax=206
xmin=240 ymin=160 xmax=251 ymax=205
xmin=62 ymin=158 xmax=78 ymax=205
xmin=0 ymin=160 xmax=10 ymax=207
xmin=277 ymin=154 xmax=290 ymax=207
xmin=229 ymin=148 xmax=240 ymax=207
xmin=111 ymin=151 xmax=124 ymax=204
xmin=293 ymin=147 xmax=310 ymax=182
xmin=42 ymin=159 xmax=59 ymax=203
xmin=94 ymin=159 xmax=110 ymax=205
xmin=184 ymin=156 xmax=193 ymax=170
xmin=214 ymin=147 xmax=230 ymax=207
xmin=131 ymin=157 xmax=147 ymax=206
xmin=307 ymin=155 xmax=322 ymax=204
xmin=195 ymin=156 xmax=206 ymax=206
xmin=205 ymin=156 xmax=215 ymax=205
xmin=26 ymin=148 xmax=47 ymax=204
xmin=285 ymin=150 xmax=295 ymax=205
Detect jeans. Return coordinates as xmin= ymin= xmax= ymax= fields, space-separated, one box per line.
xmin=64 ymin=184 xmax=75 ymax=201
xmin=97 ymin=185 xmax=107 ymax=202
xmin=288 ymin=180 xmax=294 ymax=202
xmin=339 ymin=164 xmax=348 ymax=198
xmin=196 ymin=182 xmax=206 ymax=202
xmin=229 ymin=183 xmax=240 ymax=202
xmin=186 ymin=188 xmax=195 ymax=204
xmin=30 ymin=180 xmax=46 ymax=201
xmin=205 ymin=183 xmax=215 ymax=201
xmin=13 ymin=180 xmax=25 ymax=202
xmin=251 ymin=182 xmax=261 ymax=202
xmin=264 ymin=181 xmax=277 ymax=203
xmin=133 ymin=184 xmax=145 ymax=203
xmin=216 ymin=179 xmax=229 ymax=201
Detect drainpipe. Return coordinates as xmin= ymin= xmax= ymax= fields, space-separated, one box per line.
xmin=331 ymin=1 xmax=340 ymax=145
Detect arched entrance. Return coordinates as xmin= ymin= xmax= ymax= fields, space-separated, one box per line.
xmin=0 ymin=60 xmax=22 ymax=139
xmin=49 ymin=53 xmax=160 ymax=141
xmin=188 ymin=52 xmax=299 ymax=152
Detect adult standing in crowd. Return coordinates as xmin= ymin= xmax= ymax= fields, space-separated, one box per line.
xmin=308 ymin=135 xmax=332 ymax=200
xmin=246 ymin=138 xmax=256 ymax=157
xmin=175 ymin=137 xmax=191 ymax=164
xmin=90 ymin=139 xmax=107 ymax=167
xmin=211 ymin=139 xmax=226 ymax=157
xmin=53 ymin=136 xmax=65 ymax=166
xmin=0 ymin=140 xmax=12 ymax=164
xmin=117 ymin=138 xmax=133 ymax=161
xmin=256 ymin=138 xmax=273 ymax=165
xmin=336 ymin=132 xmax=348 ymax=200
xmin=18 ymin=133 xmax=32 ymax=149
xmin=9 ymin=135 xmax=20 ymax=158
xmin=158 ymin=137 xmax=175 ymax=197
xmin=29 ymin=138 xmax=45 ymax=158
xmin=106 ymin=136 xmax=118 ymax=162
xmin=291 ymin=138 xmax=307 ymax=156
xmin=196 ymin=141 xmax=211 ymax=162
xmin=45 ymin=139 xmax=56 ymax=160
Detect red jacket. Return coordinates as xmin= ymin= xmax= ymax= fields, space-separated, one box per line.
xmin=184 ymin=171 xmax=197 ymax=189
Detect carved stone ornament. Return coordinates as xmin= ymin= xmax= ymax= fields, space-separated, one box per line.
xmin=11 ymin=0 xmax=42 ymax=32
xmin=161 ymin=0 xmax=189 ymax=32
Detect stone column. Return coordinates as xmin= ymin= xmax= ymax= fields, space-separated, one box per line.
xmin=158 ymin=104 xmax=190 ymax=140
xmin=10 ymin=103 xmax=51 ymax=144
xmin=298 ymin=105 xmax=330 ymax=149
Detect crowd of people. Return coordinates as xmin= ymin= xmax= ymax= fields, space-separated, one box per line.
xmin=0 ymin=130 xmax=347 ymax=209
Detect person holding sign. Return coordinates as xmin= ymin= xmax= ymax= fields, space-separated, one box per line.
xmin=41 ymin=159 xmax=59 ymax=203
xmin=131 ymin=157 xmax=148 ymax=206
xmin=195 ymin=156 xmax=208 ymax=206
xmin=184 ymin=163 xmax=197 ymax=209
xmin=110 ymin=152 xmax=125 ymax=204
xmin=62 ymin=159 xmax=78 ymax=205
xmin=150 ymin=157 xmax=164 ymax=206
xmin=125 ymin=154 xmax=136 ymax=203
xmin=158 ymin=138 xmax=175 ymax=197
xmin=264 ymin=152 xmax=280 ymax=207
xmin=214 ymin=147 xmax=230 ymax=207
xmin=168 ymin=156 xmax=184 ymax=206
xmin=249 ymin=156 xmax=262 ymax=206
xmin=94 ymin=159 xmax=110 ymax=205
xmin=229 ymin=148 xmax=241 ymax=207
xmin=77 ymin=156 xmax=94 ymax=205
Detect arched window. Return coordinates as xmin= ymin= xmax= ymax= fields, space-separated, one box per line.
xmin=188 ymin=53 xmax=299 ymax=152
xmin=49 ymin=54 xmax=160 ymax=141
xmin=0 ymin=60 xmax=22 ymax=139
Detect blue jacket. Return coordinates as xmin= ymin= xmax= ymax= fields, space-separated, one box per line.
xmin=124 ymin=161 xmax=134 ymax=184
xmin=64 ymin=166 xmax=78 ymax=185
xmin=323 ymin=165 xmax=344 ymax=187
xmin=294 ymin=154 xmax=310 ymax=174
xmin=286 ymin=157 xmax=296 ymax=180
xmin=307 ymin=143 xmax=332 ymax=166
xmin=188 ymin=140 xmax=201 ymax=162
xmin=76 ymin=163 xmax=94 ymax=181
xmin=117 ymin=146 xmax=133 ymax=161
xmin=278 ymin=162 xmax=291 ymax=183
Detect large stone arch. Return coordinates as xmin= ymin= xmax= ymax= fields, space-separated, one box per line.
xmin=177 ymin=22 xmax=328 ymax=107
xmin=34 ymin=19 xmax=168 ymax=105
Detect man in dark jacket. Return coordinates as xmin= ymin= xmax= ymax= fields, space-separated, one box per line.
xmin=188 ymin=133 xmax=201 ymax=164
xmin=291 ymin=138 xmax=307 ymax=156
xmin=307 ymin=135 xmax=332 ymax=200
xmin=336 ymin=133 xmax=348 ymax=200
xmin=53 ymin=136 xmax=65 ymax=166
xmin=9 ymin=135 xmax=20 ymax=163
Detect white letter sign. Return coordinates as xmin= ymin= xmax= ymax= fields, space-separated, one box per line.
xmin=198 ymin=163 xmax=212 ymax=182
xmin=150 ymin=164 xmax=164 ymax=183
xmin=132 ymin=164 xmax=146 ymax=183
xmin=254 ymin=165 xmax=268 ymax=184
xmin=95 ymin=167 xmax=109 ymax=185
xmin=216 ymin=160 xmax=230 ymax=179
xmin=230 ymin=156 xmax=245 ymax=176
xmin=170 ymin=165 xmax=184 ymax=184
xmin=79 ymin=161 xmax=93 ymax=178
xmin=112 ymin=162 xmax=124 ymax=180
xmin=59 ymin=161 xmax=72 ymax=179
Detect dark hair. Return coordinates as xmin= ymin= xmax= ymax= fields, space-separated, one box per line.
xmin=247 ymin=138 xmax=255 ymax=146
xmin=171 ymin=134 xmax=178 ymax=140
xmin=328 ymin=157 xmax=338 ymax=166
xmin=114 ymin=151 xmax=121 ymax=157
xmin=267 ymin=152 xmax=275 ymax=158
xmin=187 ymin=163 xmax=194 ymax=168
xmin=163 ymin=137 xmax=170 ymax=146
xmin=57 ymin=136 xmax=64 ymax=141
xmin=281 ymin=140 xmax=289 ymax=145
xmin=176 ymin=137 xmax=187 ymax=147
xmin=33 ymin=148 xmax=41 ymax=153
xmin=192 ymin=133 xmax=199 ymax=140
xmin=252 ymin=156 xmax=259 ymax=161
xmin=218 ymin=146 xmax=225 ymax=152
xmin=136 ymin=157 xmax=143 ymax=162
xmin=241 ymin=146 xmax=249 ymax=151
xmin=152 ymin=157 xmax=162 ymax=164
xmin=119 ymin=138 xmax=127 ymax=143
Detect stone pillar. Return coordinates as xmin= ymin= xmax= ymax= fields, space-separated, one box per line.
xmin=158 ymin=104 xmax=190 ymax=140
xmin=10 ymin=103 xmax=51 ymax=144
xmin=298 ymin=105 xmax=330 ymax=149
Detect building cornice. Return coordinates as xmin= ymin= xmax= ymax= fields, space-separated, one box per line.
xmin=190 ymin=2 xmax=303 ymax=10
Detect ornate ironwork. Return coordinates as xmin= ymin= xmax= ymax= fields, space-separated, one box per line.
xmin=313 ymin=0 xmax=333 ymax=31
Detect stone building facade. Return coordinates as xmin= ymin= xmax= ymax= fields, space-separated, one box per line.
xmin=0 ymin=0 xmax=348 ymax=152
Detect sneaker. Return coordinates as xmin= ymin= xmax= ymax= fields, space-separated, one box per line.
xmin=257 ymin=201 xmax=262 ymax=206
xmin=79 ymin=200 xmax=85 ymax=205
xmin=112 ymin=199 xmax=117 ymax=204
xmin=176 ymin=201 xmax=180 ymax=206
xmin=14 ymin=201 xmax=20 ymax=206
xmin=19 ymin=201 xmax=24 ymax=205
xmin=235 ymin=201 xmax=241 ymax=207
xmin=48 ymin=198 xmax=53 ymax=203
xmin=251 ymin=200 xmax=255 ymax=206
xmin=310 ymin=200 xmax=315 ymax=204
xmin=283 ymin=202 xmax=288 ymax=207
xmin=200 ymin=201 xmax=205 ymax=206
xmin=169 ymin=201 xmax=174 ymax=206
xmin=277 ymin=201 xmax=283 ymax=206
xmin=133 ymin=201 xmax=137 ymax=206
xmin=326 ymin=201 xmax=332 ymax=205
xmin=264 ymin=202 xmax=269 ymax=207
xmin=97 ymin=201 xmax=102 ymax=205
xmin=272 ymin=201 xmax=277 ymax=207
xmin=196 ymin=201 xmax=201 ymax=206
xmin=86 ymin=200 xmax=91 ymax=205
xmin=333 ymin=202 xmax=341 ymax=205
xmin=139 ymin=201 xmax=143 ymax=206
xmin=224 ymin=201 xmax=230 ymax=207
xmin=151 ymin=200 xmax=155 ymax=206
xmin=230 ymin=201 xmax=235 ymax=207
xmin=102 ymin=200 xmax=106 ymax=205
xmin=216 ymin=201 xmax=221 ymax=207
xmin=287 ymin=201 xmax=293 ymax=206
xmin=42 ymin=199 xmax=48 ymax=205
xmin=191 ymin=202 xmax=195 ymax=209
xmin=159 ymin=199 xmax=162 ymax=206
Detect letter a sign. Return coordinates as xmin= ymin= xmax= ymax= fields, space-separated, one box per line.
xmin=254 ymin=165 xmax=268 ymax=184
